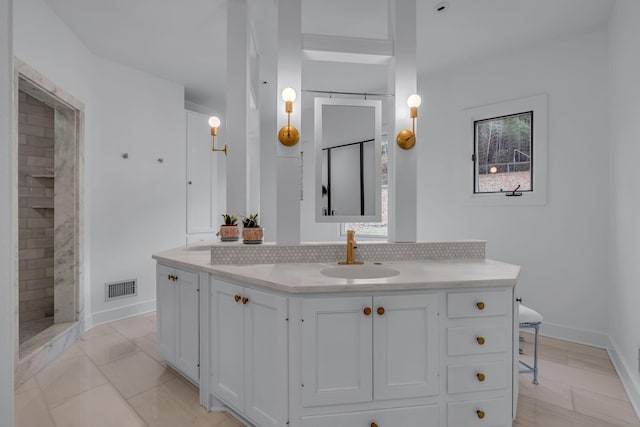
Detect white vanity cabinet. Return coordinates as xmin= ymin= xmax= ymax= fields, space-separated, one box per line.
xmin=156 ymin=263 xmax=200 ymax=384
xmin=209 ymin=277 xmax=288 ymax=427
xmin=301 ymin=294 xmax=439 ymax=407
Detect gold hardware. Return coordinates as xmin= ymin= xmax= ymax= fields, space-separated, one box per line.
xmin=476 ymin=301 xmax=485 ymax=310
xmin=209 ymin=116 xmax=227 ymax=155
xmin=377 ymin=307 xmax=385 ymax=316
xmin=363 ymin=307 xmax=372 ymax=316
xmin=167 ymin=274 xmax=172 ymax=281
xmin=477 ymin=372 xmax=486 ymax=382
xmin=371 ymin=423 xmax=379 ymax=427
xmin=396 ymin=94 xmax=421 ymax=150
xmin=338 ymin=230 xmax=364 ymax=265
xmin=476 ymin=336 xmax=486 ymax=345
xmin=173 ymin=275 xmax=177 ymax=281
xmin=234 ymin=295 xmax=241 ymax=303
xmin=476 ymin=410 xmax=485 ymax=419
xmin=278 ymin=89 xmax=300 ymax=146
xmin=242 ymin=296 xmax=249 ymax=305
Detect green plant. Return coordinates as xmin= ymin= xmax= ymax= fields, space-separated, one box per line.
xmin=221 ymin=214 xmax=238 ymax=226
xmin=242 ymin=213 xmax=260 ymax=228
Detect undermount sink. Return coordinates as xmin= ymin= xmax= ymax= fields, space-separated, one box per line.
xmin=320 ymin=265 xmax=400 ymax=280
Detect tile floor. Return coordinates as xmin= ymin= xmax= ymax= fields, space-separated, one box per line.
xmin=14 ymin=312 xmax=242 ymax=427
xmin=14 ymin=312 xmax=640 ymax=427
xmin=516 ymin=333 xmax=639 ymax=426
xmin=19 ymin=316 xmax=54 ymax=344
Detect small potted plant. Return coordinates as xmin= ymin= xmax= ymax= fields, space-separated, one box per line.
xmin=217 ymin=214 xmax=239 ymax=241
xmin=242 ymin=213 xmax=263 ymax=244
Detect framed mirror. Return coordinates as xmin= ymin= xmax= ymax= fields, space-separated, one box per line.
xmin=315 ymin=97 xmax=382 ymax=223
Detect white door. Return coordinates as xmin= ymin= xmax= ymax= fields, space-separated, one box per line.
xmin=373 ymin=294 xmax=439 ymax=400
xmin=210 ymin=278 xmax=245 ymax=411
xmin=302 ymin=297 xmax=373 ymax=407
xmin=244 ymin=288 xmax=288 ymax=427
xmin=156 ymin=264 xmax=176 ymax=364
xmin=175 ymin=269 xmax=199 ymax=384
xmin=186 ymin=110 xmax=217 ymax=234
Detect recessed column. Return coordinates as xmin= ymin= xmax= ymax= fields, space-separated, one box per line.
xmin=226 ymin=0 xmax=251 ymax=218
xmin=276 ymin=0 xmax=302 ymax=244
xmin=388 ymin=0 xmax=418 ymax=242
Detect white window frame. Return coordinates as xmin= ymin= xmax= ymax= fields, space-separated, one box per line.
xmin=465 ymin=94 xmax=548 ymax=206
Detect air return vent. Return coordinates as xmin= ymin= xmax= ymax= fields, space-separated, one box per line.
xmin=105 ymin=279 xmax=137 ymax=301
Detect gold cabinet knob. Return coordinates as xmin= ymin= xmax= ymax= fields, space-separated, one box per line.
xmin=476 ymin=301 xmax=485 ymax=310
xmin=371 ymin=423 xmax=379 ymax=427
xmin=363 ymin=307 xmax=372 ymax=316
xmin=167 ymin=274 xmax=172 ymax=281
xmin=234 ymin=295 xmax=241 ymax=303
xmin=476 ymin=336 xmax=486 ymax=345
xmin=377 ymin=307 xmax=385 ymax=316
xmin=242 ymin=296 xmax=249 ymax=305
xmin=173 ymin=275 xmax=178 ymax=281
xmin=476 ymin=372 xmax=486 ymax=382
xmin=477 ymin=410 xmax=485 ymax=419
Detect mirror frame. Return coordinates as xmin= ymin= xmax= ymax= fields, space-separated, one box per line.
xmin=314 ymin=97 xmax=382 ymax=223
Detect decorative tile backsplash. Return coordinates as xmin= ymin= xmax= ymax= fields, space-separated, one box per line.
xmin=210 ymin=241 xmax=485 ymax=265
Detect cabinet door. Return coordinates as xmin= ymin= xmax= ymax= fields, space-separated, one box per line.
xmin=373 ymin=294 xmax=439 ymax=400
xmin=175 ymin=269 xmax=200 ymax=383
xmin=302 ymin=297 xmax=373 ymax=407
xmin=156 ymin=264 xmax=176 ymax=364
xmin=301 ymin=404 xmax=439 ymax=427
xmin=244 ymin=288 xmax=288 ymax=427
xmin=210 ymin=278 xmax=245 ymax=410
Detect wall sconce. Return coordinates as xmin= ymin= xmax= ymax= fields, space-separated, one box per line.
xmin=396 ymin=94 xmax=422 ymax=150
xmin=278 ymin=88 xmax=300 ymax=147
xmin=208 ymin=116 xmax=227 ymax=155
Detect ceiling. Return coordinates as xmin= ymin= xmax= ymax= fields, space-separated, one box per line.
xmin=42 ymin=0 xmax=614 ymax=111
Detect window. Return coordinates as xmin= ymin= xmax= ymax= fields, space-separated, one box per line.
xmin=342 ymin=141 xmax=388 ymax=238
xmin=466 ymin=94 xmax=547 ymax=206
xmin=474 ymin=111 xmax=532 ymax=194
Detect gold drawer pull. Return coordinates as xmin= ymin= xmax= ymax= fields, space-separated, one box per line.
xmin=476 ymin=372 xmax=486 ymax=382
xmin=377 ymin=307 xmax=385 ymax=316
xmin=234 ymin=294 xmax=241 ymax=303
xmin=371 ymin=423 xmax=379 ymax=427
xmin=242 ymin=296 xmax=249 ymax=305
xmin=476 ymin=336 xmax=486 ymax=345
xmin=477 ymin=410 xmax=485 ymax=419
xmin=476 ymin=301 xmax=485 ymax=310
xmin=363 ymin=307 xmax=372 ymax=316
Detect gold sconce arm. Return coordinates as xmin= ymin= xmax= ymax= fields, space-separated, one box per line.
xmin=396 ymin=95 xmax=421 ymax=150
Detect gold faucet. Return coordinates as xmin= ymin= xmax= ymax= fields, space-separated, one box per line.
xmin=339 ymin=230 xmax=364 ymax=265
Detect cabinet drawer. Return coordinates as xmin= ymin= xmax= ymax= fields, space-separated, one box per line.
xmin=447 ymin=397 xmax=508 ymax=427
xmin=447 ymin=325 xmax=508 ymax=356
xmin=447 ymin=361 xmax=507 ymax=394
xmin=301 ymin=405 xmax=439 ymax=427
xmin=447 ymin=291 xmax=507 ymax=319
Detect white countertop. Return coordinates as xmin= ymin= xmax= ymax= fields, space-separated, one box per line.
xmin=153 ymin=244 xmax=520 ymax=294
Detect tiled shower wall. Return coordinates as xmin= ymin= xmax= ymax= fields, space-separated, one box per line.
xmin=18 ymin=91 xmax=55 ymax=325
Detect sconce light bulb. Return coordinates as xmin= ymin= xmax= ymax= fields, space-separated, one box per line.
xmin=407 ymin=94 xmax=422 ymax=108
xmin=208 ymin=116 xmax=221 ymax=129
xmin=282 ymin=87 xmax=297 ymax=102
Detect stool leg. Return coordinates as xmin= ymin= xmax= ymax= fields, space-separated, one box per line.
xmin=533 ymin=323 xmax=540 ymax=385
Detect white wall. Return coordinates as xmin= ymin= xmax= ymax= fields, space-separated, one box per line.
xmin=14 ymin=0 xmax=187 ymax=327
xmin=418 ymin=28 xmax=611 ymax=344
xmin=608 ymin=0 xmax=640 ymax=402
xmin=89 ymin=56 xmax=185 ymax=324
xmin=0 ymin=0 xmax=15 ymax=423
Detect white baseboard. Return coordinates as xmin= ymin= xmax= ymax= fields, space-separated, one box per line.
xmin=608 ymin=339 xmax=640 ymax=421
xmin=539 ymin=321 xmax=612 ymax=349
xmin=90 ymin=299 xmax=156 ymax=327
